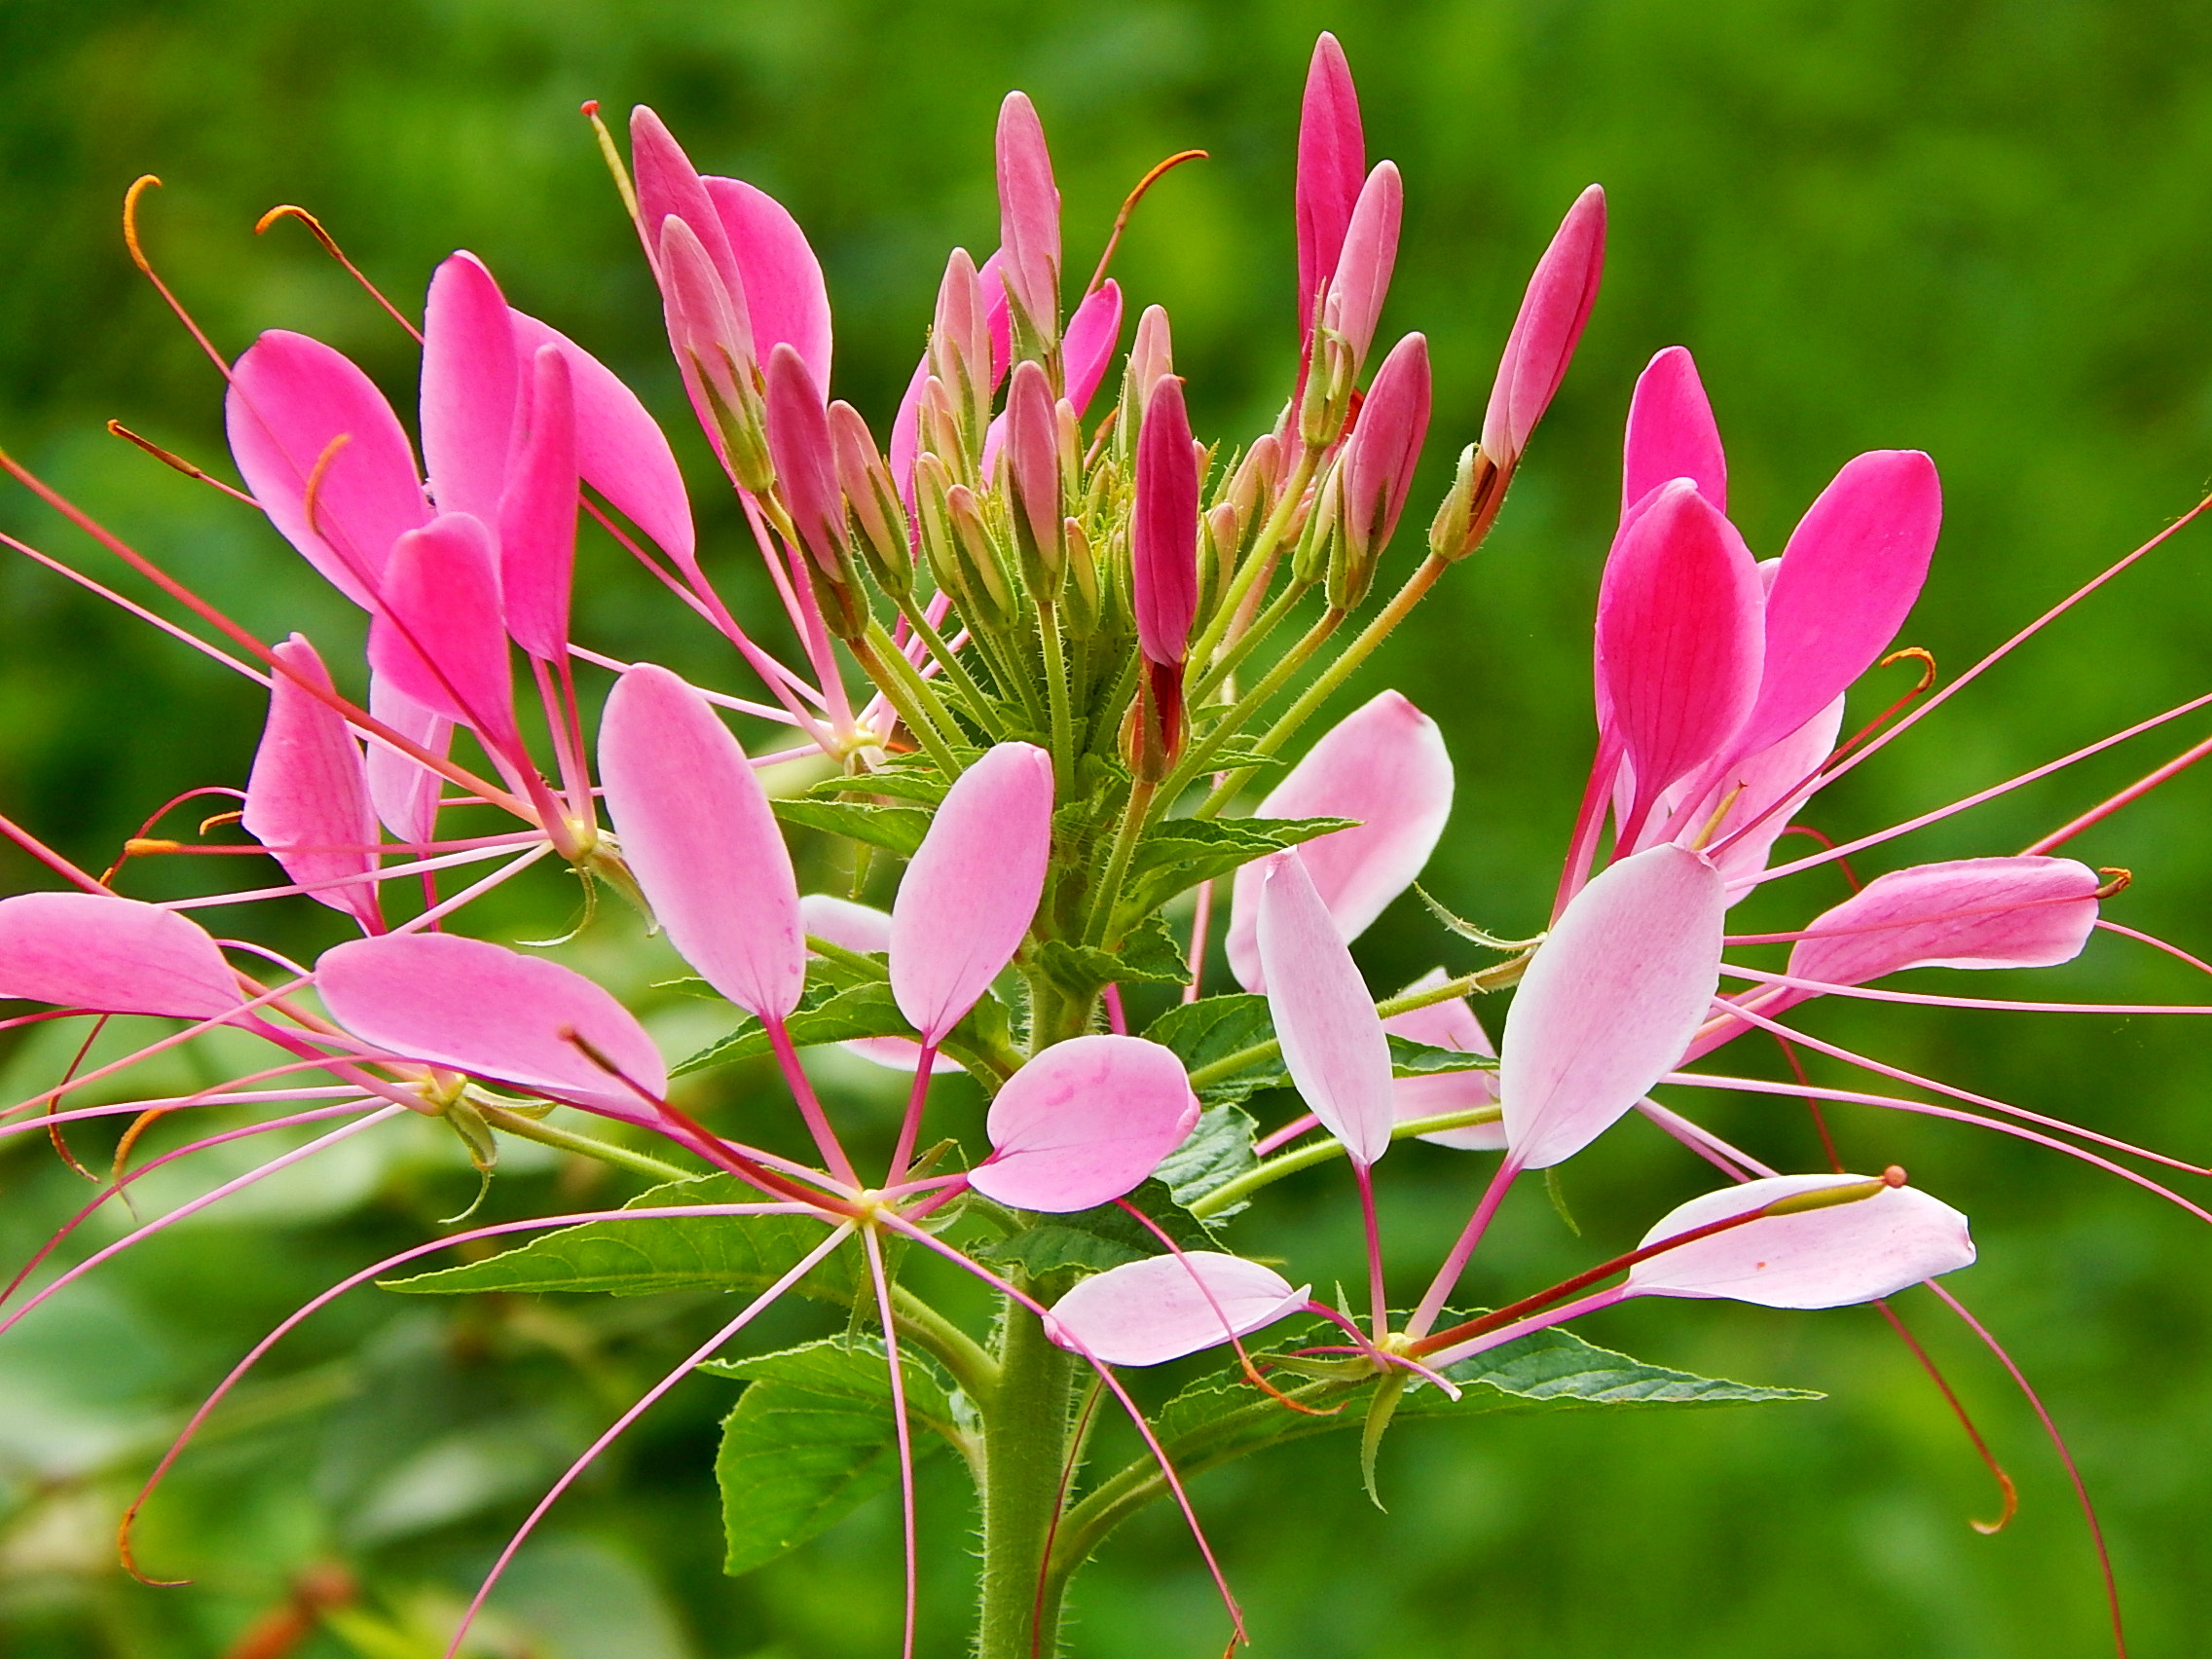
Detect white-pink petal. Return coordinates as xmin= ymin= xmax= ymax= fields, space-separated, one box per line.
xmin=1046 ymin=1251 xmax=1309 ymax=1367
xmin=1256 ymin=850 xmax=1395 ymax=1166
xmin=971 ymin=1034 xmax=1199 ymax=1213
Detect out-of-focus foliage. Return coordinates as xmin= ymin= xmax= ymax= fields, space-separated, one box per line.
xmin=4 ymin=1 xmax=2212 ymax=1654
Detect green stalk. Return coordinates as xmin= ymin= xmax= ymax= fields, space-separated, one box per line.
xmin=475 ymin=1100 xmax=693 ymax=1183
xmin=889 ymin=588 xmax=1003 ymax=736
xmin=857 ymin=620 xmax=966 ymax=776
xmin=1190 ymin=1104 xmax=1504 ymax=1218
xmin=1148 ymin=608 xmax=1345 ymax=825
xmin=1187 ymin=444 xmax=1319 ymax=672
xmin=976 ymin=1298 xmax=1080 ymax=1659
xmin=1188 ymin=576 xmax=1309 ymax=703
xmin=1197 ymin=551 xmax=1450 ymax=816
xmin=1084 ymin=778 xmax=1155 ymax=945
xmin=1039 ymin=601 xmax=1076 ymax=793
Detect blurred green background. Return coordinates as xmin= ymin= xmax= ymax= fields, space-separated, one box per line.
xmin=6 ymin=0 xmax=2212 ymax=1654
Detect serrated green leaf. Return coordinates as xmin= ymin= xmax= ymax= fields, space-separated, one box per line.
xmin=1385 ymin=1037 xmax=1497 ymax=1077
xmin=381 ymin=1176 xmax=862 ymax=1301
xmin=771 ymin=797 xmax=933 ymax=856
xmin=1152 ymin=1105 xmax=1259 ymax=1215
xmin=675 ymin=981 xmax=912 ymax=1076
xmin=702 ymin=1337 xmax=957 ymax=1575
xmin=1122 ymin=816 xmax=1354 ymax=912
xmin=807 ymin=769 xmax=948 ymax=807
xmin=1034 ymin=914 xmax=1193 ymax=1000
xmin=975 ymin=1179 xmax=1217 ymax=1277
xmin=1147 ymin=994 xmax=1489 ymax=1105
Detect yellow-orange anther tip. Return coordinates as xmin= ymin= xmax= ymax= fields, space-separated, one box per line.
xmin=1883 ymin=1164 xmax=1908 ymax=1187
xmin=254 ymin=203 xmax=305 ymax=236
xmin=2095 ymin=866 xmax=2133 ymax=898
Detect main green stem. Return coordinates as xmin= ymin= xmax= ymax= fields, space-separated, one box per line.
xmin=976 ymin=1297 xmax=1079 ymax=1659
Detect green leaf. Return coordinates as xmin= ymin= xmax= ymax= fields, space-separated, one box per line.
xmin=1151 ymin=1105 xmax=1260 ymax=1216
xmin=1386 ymin=1037 xmax=1498 ymax=1077
xmin=1121 ymin=816 xmax=1354 ymax=911
xmin=674 ymin=981 xmax=912 ymax=1076
xmin=807 ymin=769 xmax=948 ymax=807
xmin=1147 ymin=994 xmax=1490 ymax=1105
xmin=975 ymin=1179 xmax=1217 ymax=1277
xmin=381 ymin=1176 xmax=863 ymax=1302
xmin=702 ymin=1337 xmax=958 ymax=1576
xmin=1034 ymin=914 xmax=1192 ymax=1001
xmin=771 ymin=797 xmax=933 ymax=856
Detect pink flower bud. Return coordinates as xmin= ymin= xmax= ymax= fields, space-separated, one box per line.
xmin=1132 ymin=375 xmax=1199 ymax=669
xmin=1319 ymin=162 xmax=1402 ymax=377
xmin=1004 ymin=358 xmax=1064 ymax=580
xmin=830 ymin=400 xmax=912 ymax=596
xmin=1480 ymin=183 xmax=1605 ymax=468
xmin=931 ymin=246 xmax=993 ymax=447
xmin=1126 ymin=305 xmax=1175 ymax=418
xmin=1337 ymin=331 xmax=1431 ymax=587
xmin=995 ymin=92 xmax=1062 ymax=357
xmin=762 ymin=344 xmax=844 ymax=581
xmin=1296 ymin=31 xmax=1367 ymax=346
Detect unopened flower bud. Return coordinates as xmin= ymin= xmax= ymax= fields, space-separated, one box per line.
xmin=912 ymin=453 xmax=973 ymax=615
xmin=1299 ymin=326 xmax=1356 ymax=450
xmin=1332 ymin=331 xmax=1430 ymax=607
xmin=1227 ymin=432 xmax=1281 ymax=525
xmin=918 ymin=374 xmax=971 ymax=483
xmin=1292 ymin=464 xmax=1343 ymax=589
xmin=1200 ymin=501 xmax=1242 ymax=621
xmin=830 ymin=400 xmax=912 ymax=600
xmin=1481 ymin=183 xmax=1605 ymax=469
xmin=659 ymin=216 xmax=772 ymax=493
xmin=763 ymin=345 xmax=868 ymax=641
xmin=1004 ymin=359 xmax=1065 ymax=591
xmin=1063 ymin=515 xmax=1103 ymax=639
xmin=931 ymin=247 xmax=994 ymax=455
xmin=1132 ymin=376 xmax=1199 ymax=671
xmin=997 ymin=92 xmax=1063 ymax=369
xmin=1319 ymin=161 xmax=1401 ymax=380
xmin=945 ymin=480 xmax=1017 ymax=628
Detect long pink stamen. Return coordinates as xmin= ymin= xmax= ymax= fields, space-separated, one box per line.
xmin=863 ymin=1227 xmax=922 ymax=1659
xmin=1717 ymin=962 xmax=2212 ymax=1020
xmin=1352 ymin=1161 xmax=1387 ymax=1340
xmin=2025 ymin=723 xmax=2212 ymax=855
xmin=1409 ymin=1155 xmax=1518 ymax=1337
xmin=766 ymin=1016 xmax=860 ymax=1188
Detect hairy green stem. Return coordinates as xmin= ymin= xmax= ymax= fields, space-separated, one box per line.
xmin=858 ymin=621 xmax=966 ymax=776
xmin=1188 ymin=444 xmax=1319 ymax=672
xmin=1189 ymin=576 xmax=1309 ymax=704
xmin=889 ymin=589 xmax=1003 ymax=736
xmin=977 ymin=1298 xmax=1080 ymax=1659
xmin=1152 ymin=608 xmax=1345 ymax=818
xmin=1084 ymin=778 xmax=1155 ymax=945
xmin=1039 ymin=602 xmax=1076 ymax=793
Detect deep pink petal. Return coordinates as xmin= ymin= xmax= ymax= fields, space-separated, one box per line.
xmin=889 ymin=742 xmax=1053 ymax=1043
xmin=365 ymin=674 xmax=452 ymax=847
xmin=1296 ymin=30 xmax=1366 ymax=344
xmin=0 ymin=893 xmax=241 ymax=1020
xmin=242 ymin=635 xmax=382 ymax=934
xmin=225 ymin=330 xmax=428 ymax=608
xmin=1063 ymin=279 xmax=1124 ymax=416
xmin=600 ymin=664 xmax=804 ymax=1022
xmin=318 ymin=933 xmax=666 ymax=1123
xmin=1480 ymin=184 xmax=1605 ymax=467
xmin=364 ymin=512 xmax=517 ymax=750
xmin=1731 ymin=449 xmax=1941 ymax=759
xmin=1045 ymin=1251 xmax=1309 ymax=1366
xmin=497 ymin=346 xmax=579 ymax=661
xmin=509 ymin=310 xmax=696 ymax=571
xmin=420 ymin=252 xmax=521 ymax=526
xmin=1228 ymin=690 xmax=1453 ymax=991
xmin=995 ymin=93 xmax=1062 ymax=347
xmin=1788 ymin=856 xmax=2101 ymax=993
xmin=1626 ymin=1173 xmax=1974 ymax=1309
xmin=1321 ymin=162 xmax=1401 ymax=372
xmin=630 ymin=106 xmax=740 ymax=298
xmin=1384 ymin=968 xmax=1501 ymax=1151
xmin=704 ymin=174 xmax=834 ymax=388
xmin=1341 ymin=332 xmax=1431 ymax=557
xmin=1500 ymin=843 xmax=1725 ymax=1169
xmin=762 ymin=344 xmax=844 ymax=577
xmin=1256 ymin=850 xmax=1395 ymax=1166
xmin=1652 ymin=696 xmax=1846 ymax=893
xmin=798 ymin=895 xmax=958 ymax=1074
xmin=1622 ymin=346 xmax=1724 ymax=517
xmin=971 ymin=1034 xmax=1199 ymax=1212
xmin=1132 ymin=375 xmax=1199 ymax=668
xmin=1597 ymin=479 xmax=1765 ymax=831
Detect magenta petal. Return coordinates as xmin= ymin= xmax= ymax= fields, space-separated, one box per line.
xmin=365 ymin=512 xmax=517 ymax=749
xmin=364 ymin=673 xmax=452 ymax=847
xmin=226 ymin=330 xmax=429 ymax=608
xmin=497 ymin=346 xmax=579 ymax=661
xmin=799 ymin=895 xmax=958 ymax=1074
xmin=1622 ymin=346 xmax=1725 ymax=517
xmin=317 ymin=933 xmax=666 ymax=1123
xmin=600 ymin=664 xmax=805 ymax=1022
xmin=995 ymin=92 xmax=1062 ymax=344
xmin=0 ymin=893 xmax=241 ymax=1020
xmin=703 ymin=175 xmax=834 ymax=389
xmin=1656 ymin=696 xmax=1845 ymax=892
xmin=970 ymin=1034 xmax=1199 ymax=1212
xmin=762 ymin=345 xmax=844 ymax=576
xmin=1296 ymin=30 xmax=1366 ymax=344
xmin=1384 ymin=969 xmax=1501 ymax=1151
xmin=630 ymin=106 xmax=740 ymax=297
xmin=1480 ymin=184 xmax=1605 ymax=467
xmin=1045 ymin=1251 xmax=1309 ymax=1366
xmin=420 ymin=251 xmax=521 ymax=526
xmin=890 ymin=742 xmax=1053 ymax=1044
xmin=1227 ymin=690 xmax=1453 ymax=992
xmin=1597 ymin=479 xmax=1765 ymax=830
xmin=1785 ymin=856 xmax=2101 ymax=1002
xmin=1132 ymin=375 xmax=1200 ymax=668
xmin=1731 ymin=449 xmax=1941 ymax=760
xmin=1626 ymin=1173 xmax=1974 ymax=1309
xmin=509 ymin=310 xmax=696 ymax=571
xmin=243 ymin=635 xmax=382 ymax=934
xmin=1256 ymin=850 xmax=1395 ymax=1167
xmin=1322 ymin=162 xmax=1402 ymax=372
xmin=1500 ymin=843 xmax=1725 ymax=1170
xmin=1341 ymin=331 xmax=1431 ymax=554
xmin=1063 ymin=279 xmax=1124 ymax=416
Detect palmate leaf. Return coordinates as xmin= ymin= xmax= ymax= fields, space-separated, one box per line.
xmin=381 ymin=1175 xmax=863 ymax=1302
xmin=702 ymin=1336 xmax=964 ymax=1576
xmin=1147 ymin=992 xmax=1496 ymax=1105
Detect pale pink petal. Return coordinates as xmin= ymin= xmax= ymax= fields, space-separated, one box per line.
xmin=704 ymin=174 xmax=834 ymax=388
xmin=1596 ymin=479 xmax=1765 ymax=832
xmin=1045 ymin=1251 xmax=1309 ymax=1366
xmin=509 ymin=310 xmax=697 ymax=571
xmin=0 ymin=893 xmax=241 ymax=1020
xmin=420 ymin=251 xmax=521 ymax=526
xmin=1296 ymin=30 xmax=1366 ymax=344
xmin=1256 ymin=850 xmax=1395 ymax=1167
xmin=1730 ymin=449 xmax=1940 ymax=761
xmin=1622 ymin=346 xmax=1724 ymax=517
xmin=889 ymin=742 xmax=1053 ymax=1043
xmin=970 ymin=1034 xmax=1199 ymax=1212
xmin=1637 ymin=695 xmax=1844 ymax=880
xmin=1480 ymin=184 xmax=1605 ymax=467
xmin=1132 ymin=375 xmax=1199 ymax=667
xmin=1500 ymin=843 xmax=1725 ymax=1169
xmin=365 ymin=512 xmax=517 ymax=750
xmin=242 ymin=635 xmax=382 ymax=934
xmin=497 ymin=345 xmax=579 ymax=661
xmin=888 ymin=352 xmax=930 ymax=501
xmin=798 ymin=894 xmax=958 ymax=1074
xmin=995 ymin=93 xmax=1062 ymax=347
xmin=1321 ymin=162 xmax=1401 ymax=372
xmin=600 ymin=664 xmax=805 ymax=1022
xmin=1384 ymin=968 xmax=1502 ymax=1150
xmin=225 ymin=330 xmax=429 ymax=608
xmin=1227 ymin=690 xmax=1452 ymax=992
xmin=317 ymin=933 xmax=667 ymax=1123
xmin=1625 ymin=1173 xmax=1974 ymax=1309
xmin=365 ymin=673 xmax=451 ymax=847
xmin=1063 ymin=279 xmax=1124 ymax=416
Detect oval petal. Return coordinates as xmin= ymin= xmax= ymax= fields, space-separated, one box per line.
xmin=0 ymin=893 xmax=242 ymax=1020
xmin=1045 ymin=1251 xmax=1309 ymax=1367
xmin=243 ymin=635 xmax=382 ymax=934
xmin=1256 ymin=850 xmax=1395 ymax=1167
xmin=1384 ymin=969 xmax=1501 ymax=1151
xmin=799 ymin=895 xmax=957 ymax=1074
xmin=971 ymin=1034 xmax=1199 ymax=1213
